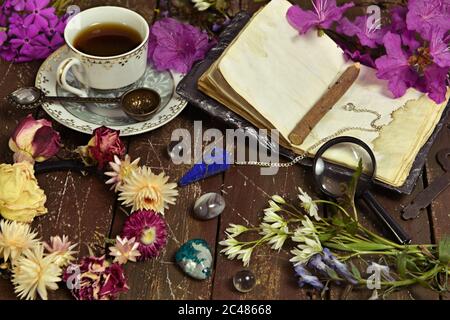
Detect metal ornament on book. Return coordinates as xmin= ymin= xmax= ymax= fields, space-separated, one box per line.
xmin=235 ymin=103 xmax=383 ymax=168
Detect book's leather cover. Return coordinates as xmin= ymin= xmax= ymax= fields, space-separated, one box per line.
xmin=176 ymin=12 xmax=450 ymax=195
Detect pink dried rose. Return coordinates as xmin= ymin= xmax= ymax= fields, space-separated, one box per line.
xmin=147 ymin=18 xmax=214 ymax=74
xmin=78 ymin=126 xmax=126 ymax=170
xmin=63 ymin=256 xmax=128 ymax=300
xmin=8 ymin=114 xmax=61 ymax=164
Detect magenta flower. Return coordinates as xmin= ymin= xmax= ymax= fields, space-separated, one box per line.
xmin=121 ymin=210 xmax=168 ymax=260
xmin=343 ymin=49 xmax=375 ymax=68
xmin=24 ymin=0 xmax=56 ymax=28
xmin=8 ymin=24 xmax=42 ymax=59
xmin=422 ymin=65 xmax=449 ymax=103
xmin=376 ymin=31 xmax=449 ymax=103
xmin=0 ymin=31 xmax=6 ymax=47
xmin=337 ymin=15 xmax=387 ymax=48
xmin=286 ymin=0 xmax=354 ymax=34
xmin=34 ymin=32 xmax=64 ymax=59
xmin=148 ymin=18 xmax=214 ymax=74
xmin=45 ymin=15 xmax=67 ymax=37
xmin=375 ymin=32 xmax=418 ymax=98
xmin=428 ymin=28 xmax=450 ymax=68
xmin=5 ymin=0 xmax=26 ymax=11
xmin=406 ymin=0 xmax=450 ymax=40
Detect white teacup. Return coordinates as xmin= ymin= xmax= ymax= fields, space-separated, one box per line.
xmin=57 ymin=6 xmax=149 ymax=97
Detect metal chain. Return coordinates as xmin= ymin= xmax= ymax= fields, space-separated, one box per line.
xmin=235 ymin=103 xmax=383 ymax=168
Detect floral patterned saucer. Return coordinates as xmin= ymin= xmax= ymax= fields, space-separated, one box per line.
xmin=35 ymin=45 xmax=188 ymax=136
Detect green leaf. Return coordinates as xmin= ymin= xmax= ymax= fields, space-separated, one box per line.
xmin=326 ymin=268 xmax=340 ymax=280
xmin=438 ymin=236 xmax=450 ymax=264
xmin=348 ymin=158 xmax=363 ymax=202
xmin=396 ymin=253 xmax=408 ymax=278
xmin=350 ymin=262 xmax=361 ymax=280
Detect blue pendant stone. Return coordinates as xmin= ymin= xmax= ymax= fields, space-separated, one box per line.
xmin=175 ymin=239 xmax=213 ymax=280
xmin=178 ymin=148 xmax=231 ymax=187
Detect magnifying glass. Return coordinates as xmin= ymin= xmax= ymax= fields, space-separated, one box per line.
xmin=312 ymin=136 xmax=411 ymax=245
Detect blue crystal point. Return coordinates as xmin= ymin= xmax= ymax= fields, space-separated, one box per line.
xmin=178 ymin=148 xmax=231 ymax=186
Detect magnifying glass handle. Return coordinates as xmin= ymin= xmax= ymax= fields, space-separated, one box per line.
xmin=362 ymin=191 xmax=411 ymax=245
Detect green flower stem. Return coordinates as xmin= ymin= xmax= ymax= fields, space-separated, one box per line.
xmin=313 ymin=200 xmax=353 ymax=219
xmin=357 ymin=265 xmax=442 ymax=288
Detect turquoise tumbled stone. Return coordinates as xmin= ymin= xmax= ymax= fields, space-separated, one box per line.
xmin=175 ymin=239 xmax=213 ymax=280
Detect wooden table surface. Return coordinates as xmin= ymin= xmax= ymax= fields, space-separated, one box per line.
xmin=0 ymin=0 xmax=449 ymax=300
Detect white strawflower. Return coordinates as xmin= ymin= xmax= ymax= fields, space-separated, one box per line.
xmin=0 ymin=220 xmax=39 ymax=264
xmin=43 ymin=235 xmax=77 ymax=267
xmin=12 ymin=244 xmax=62 ymax=300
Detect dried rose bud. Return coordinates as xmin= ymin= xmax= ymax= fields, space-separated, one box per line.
xmin=78 ymin=126 xmax=126 ymax=170
xmin=8 ymin=114 xmax=61 ymax=164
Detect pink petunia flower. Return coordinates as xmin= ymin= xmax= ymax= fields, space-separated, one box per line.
xmin=286 ymin=0 xmax=354 ymax=34
xmin=147 ymin=18 xmax=214 ymax=74
xmin=121 ymin=210 xmax=168 ymax=260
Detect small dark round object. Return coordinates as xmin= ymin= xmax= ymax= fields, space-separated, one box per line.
xmin=121 ymin=88 xmax=161 ymax=121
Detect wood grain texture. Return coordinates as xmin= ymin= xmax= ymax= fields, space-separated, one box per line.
xmin=0 ymin=0 xmax=448 ymax=301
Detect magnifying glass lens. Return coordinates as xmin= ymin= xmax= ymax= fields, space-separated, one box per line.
xmin=314 ymin=142 xmax=375 ymax=197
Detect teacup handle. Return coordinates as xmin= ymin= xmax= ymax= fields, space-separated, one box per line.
xmin=56 ymin=57 xmax=89 ymax=97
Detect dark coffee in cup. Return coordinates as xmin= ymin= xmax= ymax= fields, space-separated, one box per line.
xmin=73 ymin=22 xmax=142 ymax=57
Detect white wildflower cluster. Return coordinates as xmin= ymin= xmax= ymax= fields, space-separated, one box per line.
xmin=298 ymin=187 xmax=320 ymax=221
xmin=290 ymin=216 xmax=323 ymax=265
xmin=219 ymin=224 xmax=253 ymax=266
xmin=259 ymin=199 xmax=290 ymax=251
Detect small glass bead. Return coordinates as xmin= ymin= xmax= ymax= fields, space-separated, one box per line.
xmin=233 ymin=270 xmax=256 ymax=293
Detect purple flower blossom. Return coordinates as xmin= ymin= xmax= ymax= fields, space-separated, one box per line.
xmin=0 ymin=31 xmax=6 ymax=47
xmin=286 ymin=0 xmax=354 ymax=34
xmin=406 ymin=0 xmax=450 ymax=40
xmin=422 ymin=65 xmax=449 ymax=103
xmin=8 ymin=25 xmax=43 ymax=60
xmin=322 ymin=248 xmax=357 ymax=285
xmin=375 ymin=32 xmax=419 ymax=98
xmin=294 ymin=264 xmax=325 ymax=290
xmin=337 ymin=16 xmax=387 ymax=48
xmin=147 ymin=18 xmax=214 ymax=74
xmin=5 ymin=0 xmax=26 ymax=11
xmin=428 ymin=28 xmax=450 ymax=68
xmin=24 ymin=0 xmax=56 ymax=28
xmin=343 ymin=49 xmax=376 ymax=68
xmin=307 ymin=254 xmax=333 ymax=278
xmin=34 ymin=32 xmax=64 ymax=59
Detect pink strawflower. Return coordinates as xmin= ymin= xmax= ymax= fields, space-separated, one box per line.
xmin=147 ymin=18 xmax=214 ymax=74
xmin=286 ymin=0 xmax=354 ymax=34
xmin=108 ymin=236 xmax=141 ymax=264
xmin=121 ymin=210 xmax=168 ymax=260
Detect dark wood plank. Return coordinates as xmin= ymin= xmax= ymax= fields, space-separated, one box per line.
xmin=424 ymin=121 xmax=450 ymax=300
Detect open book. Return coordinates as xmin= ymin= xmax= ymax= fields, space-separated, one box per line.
xmin=198 ymin=0 xmax=449 ymax=187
